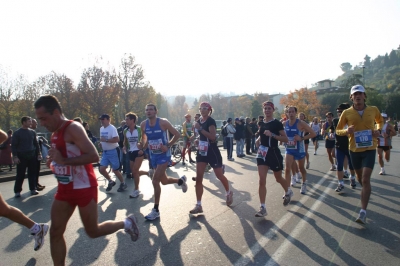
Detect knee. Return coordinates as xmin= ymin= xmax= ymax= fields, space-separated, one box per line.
xmin=50 ymin=225 xmax=65 ymax=240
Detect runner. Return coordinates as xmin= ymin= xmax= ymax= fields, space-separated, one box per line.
xmin=283 ymin=106 xmax=316 ymax=195
xmin=333 ymin=103 xmax=356 ymax=192
xmin=321 ymin=112 xmax=337 ymax=170
xmin=182 ymin=114 xmax=195 ymax=165
xmin=123 ymin=112 xmax=150 ymax=198
xmin=253 ymin=101 xmax=292 ymax=217
xmin=189 ymin=102 xmax=233 ymax=214
xmin=140 ymin=103 xmax=188 ymax=220
xmin=310 ymin=117 xmax=321 ymax=155
xmin=376 ymin=113 xmax=396 ymax=175
xmin=298 ymin=112 xmax=310 ymax=169
xmin=336 ymin=85 xmax=384 ymax=224
xmin=34 ymin=95 xmax=139 ymax=265
xmin=98 ymin=114 xmax=127 ymax=192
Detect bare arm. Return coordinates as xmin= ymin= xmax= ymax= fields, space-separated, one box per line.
xmin=0 ymin=129 xmax=7 ymax=144
xmin=160 ymin=119 xmax=180 ymax=146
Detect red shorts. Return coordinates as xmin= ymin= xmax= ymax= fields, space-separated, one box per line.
xmin=55 ymin=186 xmax=98 ymax=207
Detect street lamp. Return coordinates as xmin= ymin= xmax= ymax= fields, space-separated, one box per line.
xmin=361 ymin=65 xmax=366 ymax=86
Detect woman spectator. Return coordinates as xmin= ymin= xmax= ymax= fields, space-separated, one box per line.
xmin=0 ymin=129 xmax=13 ymax=171
xmin=83 ymin=122 xmax=97 ymax=144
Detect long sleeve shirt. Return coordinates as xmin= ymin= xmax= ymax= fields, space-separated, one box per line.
xmin=336 ymin=105 xmax=383 ymax=152
xmin=11 ymin=128 xmax=39 ymax=156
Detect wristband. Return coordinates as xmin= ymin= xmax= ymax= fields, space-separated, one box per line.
xmin=271 ymin=133 xmax=276 ymax=138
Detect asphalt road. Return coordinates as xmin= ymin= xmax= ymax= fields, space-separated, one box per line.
xmin=1 ymin=138 xmax=399 ymax=265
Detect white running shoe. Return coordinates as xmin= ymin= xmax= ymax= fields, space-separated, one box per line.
xmin=148 ymin=169 xmax=154 ymax=179
xmin=33 ymin=223 xmax=49 ymax=251
xmin=291 ymin=175 xmax=297 ymax=186
xmin=296 ymin=173 xmax=302 ymax=183
xmin=180 ymin=175 xmax=188 ymax=192
xmin=300 ymin=183 xmax=307 ymax=194
xmin=129 ymin=190 xmax=140 ymax=198
xmin=145 ymin=208 xmax=160 ymax=220
xmin=125 ymin=214 xmax=139 ymax=241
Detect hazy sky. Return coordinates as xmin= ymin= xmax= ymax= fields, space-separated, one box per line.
xmin=1 ymin=0 xmax=399 ymax=96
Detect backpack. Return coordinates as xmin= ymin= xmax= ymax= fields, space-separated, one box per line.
xmin=221 ymin=125 xmax=228 ymax=137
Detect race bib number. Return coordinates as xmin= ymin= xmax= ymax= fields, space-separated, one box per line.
xmin=198 ymin=140 xmax=209 ymax=156
xmin=286 ymin=137 xmax=297 ymax=149
xmin=256 ymin=145 xmax=269 ymax=161
xmin=354 ymin=130 xmax=373 ymax=148
xmin=148 ymin=139 xmax=163 ymax=154
xmin=50 ymin=161 xmax=72 ymax=184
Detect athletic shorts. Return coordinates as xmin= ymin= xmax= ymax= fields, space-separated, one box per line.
xmin=257 ymin=147 xmax=284 ymax=172
xmin=335 ymin=148 xmax=353 ymax=171
xmin=325 ymin=139 xmax=335 ymax=149
xmin=196 ymin=144 xmax=223 ymax=169
xmin=304 ymin=139 xmax=309 ymax=145
xmin=350 ymin=150 xmax=376 ymax=170
xmin=377 ymin=146 xmax=391 ymax=151
xmin=55 ymin=186 xmax=98 ymax=208
xmin=149 ymin=153 xmax=171 ymax=168
xmin=311 ymin=134 xmax=319 ymax=143
xmin=285 ymin=151 xmax=306 ymax=161
xmin=128 ymin=150 xmax=144 ymax=162
xmin=100 ymin=147 xmax=121 ymax=171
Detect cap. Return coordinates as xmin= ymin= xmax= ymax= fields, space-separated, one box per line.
xmin=350 ymin=85 xmax=365 ymax=95
xmin=381 ymin=113 xmax=387 ymax=118
xmin=239 ymin=116 xmax=245 ymax=120
xmin=227 ymin=118 xmax=232 ymax=122
xmin=336 ymin=103 xmax=350 ymax=111
xmin=235 ymin=117 xmax=239 ymax=121
xmin=99 ymin=114 xmax=110 ymax=120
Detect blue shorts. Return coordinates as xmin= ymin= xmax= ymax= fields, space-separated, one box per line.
xmin=285 ymin=151 xmax=306 ymax=161
xmin=100 ymin=147 xmax=121 ymax=171
xmin=149 ymin=153 xmax=171 ymax=168
xmin=336 ymin=148 xmax=354 ymax=171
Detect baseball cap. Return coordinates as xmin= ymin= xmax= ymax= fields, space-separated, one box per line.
xmin=99 ymin=114 xmax=110 ymax=120
xmin=227 ymin=118 xmax=232 ymax=122
xmin=239 ymin=116 xmax=245 ymax=120
xmin=235 ymin=117 xmax=239 ymax=121
xmin=350 ymin=85 xmax=365 ymax=95
xmin=381 ymin=113 xmax=387 ymax=118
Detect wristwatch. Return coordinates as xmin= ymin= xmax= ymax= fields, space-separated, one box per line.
xmin=271 ymin=133 xmax=276 ymax=138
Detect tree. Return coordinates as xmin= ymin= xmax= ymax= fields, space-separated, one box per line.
xmin=340 ymin=62 xmax=352 ymax=72
xmin=0 ymin=67 xmax=20 ymax=129
xmin=251 ymin=100 xmax=261 ymax=118
xmin=363 ymin=55 xmax=371 ymax=67
xmin=280 ymin=88 xmax=326 ymax=121
xmin=340 ymin=74 xmax=364 ymax=90
xmin=389 ymin=50 xmax=398 ymax=67
xmin=321 ymin=93 xmax=351 ymax=115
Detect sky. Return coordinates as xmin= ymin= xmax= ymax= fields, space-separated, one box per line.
xmin=1 ymin=0 xmax=399 ymax=97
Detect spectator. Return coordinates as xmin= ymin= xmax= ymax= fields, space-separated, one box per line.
xmin=225 ymin=118 xmax=236 ymax=161
xmin=250 ymin=118 xmax=258 ymax=152
xmin=234 ymin=117 xmax=245 ymax=158
xmin=245 ymin=117 xmax=254 ymax=155
xmin=221 ymin=120 xmax=227 ymax=149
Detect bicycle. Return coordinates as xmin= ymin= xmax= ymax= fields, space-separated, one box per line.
xmin=171 ymin=139 xmax=197 ymax=163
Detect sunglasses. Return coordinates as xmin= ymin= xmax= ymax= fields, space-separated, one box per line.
xmin=199 ymin=107 xmax=209 ymax=110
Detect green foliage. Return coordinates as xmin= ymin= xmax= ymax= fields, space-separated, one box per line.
xmin=251 ymin=100 xmax=261 ymax=119
xmin=340 ymin=62 xmax=352 ymax=72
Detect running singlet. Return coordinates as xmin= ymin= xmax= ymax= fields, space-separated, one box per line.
xmin=124 ymin=126 xmax=141 ymax=152
xmin=311 ymin=123 xmax=320 ymax=136
xmin=145 ymin=118 xmax=169 ymax=155
xmin=377 ymin=123 xmax=391 ymax=147
xmin=183 ymin=122 xmax=193 ymax=139
xmin=285 ymin=119 xmax=305 ymax=153
xmin=50 ymin=120 xmax=97 ymax=191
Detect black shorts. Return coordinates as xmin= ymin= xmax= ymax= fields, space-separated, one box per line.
xmin=128 ymin=150 xmax=144 ymax=162
xmin=350 ymin=150 xmax=376 ymax=170
xmin=311 ymin=136 xmax=319 ymax=143
xmin=377 ymin=146 xmax=391 ymax=151
xmin=304 ymin=139 xmax=309 ymax=145
xmin=325 ymin=140 xmax=335 ymax=149
xmin=256 ymin=147 xmax=284 ymax=172
xmin=196 ymin=144 xmax=223 ymax=169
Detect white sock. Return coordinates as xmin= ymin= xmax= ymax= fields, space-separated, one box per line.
xmin=225 ymin=190 xmax=231 ymax=196
xmin=197 ymin=201 xmax=202 ymax=205
xmin=124 ymin=218 xmax=132 ymax=230
xmin=350 ymin=175 xmax=355 ymax=180
xmin=261 ymin=203 xmax=266 ymax=208
xmin=381 ymin=167 xmax=385 ymax=171
xmin=360 ymin=209 xmax=366 ymax=214
xmin=339 ymin=180 xmax=344 ymax=185
xmin=30 ymin=223 xmax=40 ymax=234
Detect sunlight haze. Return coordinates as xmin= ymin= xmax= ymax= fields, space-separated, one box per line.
xmin=1 ymin=0 xmax=399 ymax=96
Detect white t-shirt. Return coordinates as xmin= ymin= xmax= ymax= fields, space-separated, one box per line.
xmin=100 ymin=124 xmax=119 ymax=150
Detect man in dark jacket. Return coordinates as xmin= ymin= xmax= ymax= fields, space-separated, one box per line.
xmin=117 ymin=120 xmax=131 ymax=178
xmin=245 ymin=117 xmax=254 ymax=155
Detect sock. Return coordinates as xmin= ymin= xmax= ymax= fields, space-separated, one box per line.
xmin=226 ymin=190 xmax=230 ymax=196
xmin=339 ymin=180 xmax=344 ymax=185
xmin=381 ymin=167 xmax=385 ymax=171
xmin=30 ymin=223 xmax=40 ymax=234
xmin=350 ymin=175 xmax=355 ymax=180
xmin=286 ymin=188 xmax=291 ymax=195
xmin=197 ymin=201 xmax=202 ymax=206
xmin=154 ymin=204 xmax=159 ymax=211
xmin=297 ymin=172 xmax=301 ymax=177
xmin=360 ymin=209 xmax=366 ymax=214
xmin=178 ymin=179 xmax=183 ymax=186
xmin=124 ymin=218 xmax=132 ymax=230
xmin=261 ymin=203 xmax=266 ymax=208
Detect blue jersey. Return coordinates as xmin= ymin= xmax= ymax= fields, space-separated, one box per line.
xmin=145 ymin=118 xmax=170 ymax=156
xmin=285 ymin=119 xmax=305 ymax=155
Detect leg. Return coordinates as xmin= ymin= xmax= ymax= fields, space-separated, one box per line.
xmin=14 ymin=157 xmax=28 ymax=194
xmin=285 ymin=154 xmax=294 ymax=188
xmin=327 ymin=148 xmax=334 ymax=165
xmin=272 ymin=170 xmax=288 ymax=193
xmin=152 ymin=162 xmax=178 ymax=205
xmin=99 ymin=166 xmax=112 ymax=181
xmin=305 ymin=143 xmax=309 ymax=164
xmin=214 ymin=166 xmax=230 ymax=191
xmin=297 ymin=157 xmax=306 ymax=182
xmin=131 ymin=156 xmax=145 ymax=191
xmin=27 ymin=158 xmax=38 ymax=191
xmin=195 ymin=162 xmax=207 ymax=201
xmin=50 ymin=200 xmax=76 ymax=266
xmin=0 ymin=193 xmax=34 ymax=228
xmin=360 ymin=167 xmax=372 ymax=210
xmin=257 ymin=165 xmax=268 ymax=204
xmin=377 ymin=148 xmax=384 ymax=167
xmin=384 ymin=149 xmax=390 ymax=162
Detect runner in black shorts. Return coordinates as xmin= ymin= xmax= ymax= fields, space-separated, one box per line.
xmin=322 ymin=112 xmax=336 ymax=170
xmin=254 ymin=101 xmax=292 ymax=217
xmin=189 ymin=102 xmax=233 ymax=215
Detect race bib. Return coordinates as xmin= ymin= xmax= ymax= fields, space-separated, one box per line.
xmin=148 ymin=139 xmax=163 ymax=154
xmin=256 ymin=145 xmax=269 ymax=161
xmin=198 ymin=140 xmax=209 ymax=156
xmin=354 ymin=130 xmax=373 ymax=148
xmin=286 ymin=137 xmax=297 ymax=149
xmin=50 ymin=161 xmax=72 ymax=184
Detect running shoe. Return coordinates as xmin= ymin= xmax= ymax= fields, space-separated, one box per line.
xmin=226 ymin=190 xmax=233 ymax=206
xmin=228 ymin=158 xmax=235 ymax=161
xmin=182 ymin=161 xmax=186 ymax=166
xmin=189 ymin=159 xmax=196 ymax=164
xmin=148 ymin=169 xmax=154 ymax=179
xmin=306 ymin=162 xmax=310 ymax=169
xmin=355 ymin=212 xmax=366 ymax=224
xmin=291 ymin=175 xmax=297 ymax=186
xmin=296 ymin=174 xmax=302 ymax=183
xmin=145 ymin=208 xmax=160 ymax=220
xmin=180 ymin=175 xmax=188 ymax=193
xmin=335 ymin=184 xmax=344 ymax=192
xmin=300 ymin=183 xmax=307 ymax=194
xmin=343 ymin=171 xmax=349 ymax=178
xmin=125 ymin=214 xmax=139 ymax=241
xmin=33 ymin=223 xmax=49 ymax=251
xmin=283 ymin=193 xmax=292 ymax=206
xmin=106 ymin=180 xmax=116 ymax=192
xmin=255 ymin=206 xmax=268 ymax=217
xmin=189 ymin=204 xmax=203 ymax=214
xmin=330 ymin=165 xmax=337 ymax=171
xmin=379 ymin=169 xmax=386 ymax=175
xmin=129 ymin=190 xmax=140 ymax=198
xmin=31 ymin=190 xmax=39 ymax=195
xmin=350 ymin=178 xmax=356 ymax=189
xmin=117 ymin=183 xmax=127 ymax=192
xmin=15 ymin=192 xmax=21 ymax=198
